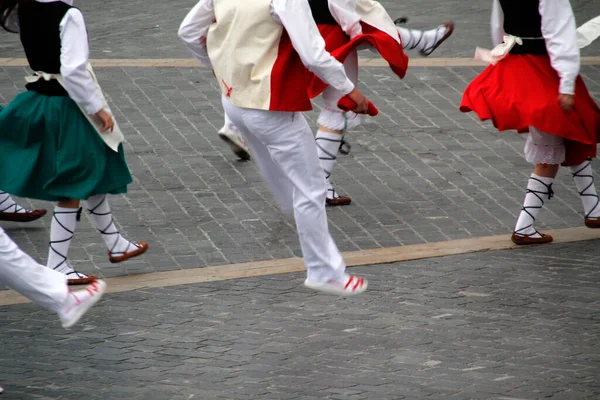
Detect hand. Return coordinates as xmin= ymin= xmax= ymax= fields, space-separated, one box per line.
xmin=95 ymin=109 xmax=114 ymax=132
xmin=347 ymin=88 xmax=369 ymax=114
xmin=558 ymin=94 xmax=574 ymax=113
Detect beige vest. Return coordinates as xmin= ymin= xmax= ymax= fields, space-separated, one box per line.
xmin=207 ymin=0 xmax=284 ymax=110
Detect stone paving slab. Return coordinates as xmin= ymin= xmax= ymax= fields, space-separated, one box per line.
xmin=0 ymin=0 xmax=598 ymax=59
xmin=0 ymin=240 xmax=598 ymax=399
xmin=1 ymin=63 xmax=599 ymax=279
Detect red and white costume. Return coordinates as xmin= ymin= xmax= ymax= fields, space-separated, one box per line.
xmin=179 ymin=0 xmax=367 ymax=295
xmin=460 ymin=0 xmax=600 ymax=244
xmin=461 ymin=0 xmax=600 ymax=167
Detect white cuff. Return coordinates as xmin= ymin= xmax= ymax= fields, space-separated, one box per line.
xmin=559 ymin=78 xmax=576 ymax=95
xmin=83 ymin=97 xmax=104 ymax=115
xmin=337 ymin=79 xmax=355 ymax=96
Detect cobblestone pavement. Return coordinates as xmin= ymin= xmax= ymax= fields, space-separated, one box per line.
xmin=0 ymin=0 xmax=599 ymax=398
xmin=2 ymin=64 xmax=599 ymax=277
xmin=1 ymin=241 xmax=599 ymax=399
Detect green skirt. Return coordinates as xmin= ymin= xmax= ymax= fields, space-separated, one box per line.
xmin=0 ymin=92 xmax=132 ymax=202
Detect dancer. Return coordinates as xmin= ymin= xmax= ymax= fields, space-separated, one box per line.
xmin=217 ymin=0 xmax=455 ymax=206
xmin=460 ymin=0 xmax=600 ymax=245
xmin=0 ymin=0 xmax=148 ymax=283
xmin=308 ymin=0 xmax=454 ymax=205
xmin=179 ymin=0 xmax=369 ymax=295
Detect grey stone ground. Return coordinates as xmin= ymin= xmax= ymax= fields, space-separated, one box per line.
xmin=1 ymin=241 xmax=599 ymax=400
xmin=0 ymin=0 xmax=599 ymax=398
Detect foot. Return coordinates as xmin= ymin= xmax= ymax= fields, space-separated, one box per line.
xmin=0 ymin=208 xmax=47 ymax=222
xmin=58 ymin=280 xmax=107 ymax=328
xmin=66 ymin=271 xmax=98 ymax=286
xmin=218 ymin=126 xmax=251 ymax=161
xmin=304 ymin=274 xmax=368 ymax=296
xmin=511 ymin=231 xmax=553 ymax=245
xmin=108 ymin=241 xmax=148 ymax=263
xmin=326 ymin=189 xmax=352 ymax=206
xmin=584 ymin=217 xmax=600 ymax=228
xmin=420 ymin=22 xmax=455 ymax=56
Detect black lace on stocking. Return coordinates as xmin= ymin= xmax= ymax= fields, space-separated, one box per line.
xmin=514 ymin=177 xmax=554 ymax=237
xmin=49 ymin=208 xmax=81 ymax=271
xmin=0 ymin=191 xmax=29 ymax=213
xmin=86 ymin=195 xmax=137 ymax=256
xmin=316 ymin=136 xmax=343 ymax=199
xmin=572 ymin=159 xmax=599 ymax=218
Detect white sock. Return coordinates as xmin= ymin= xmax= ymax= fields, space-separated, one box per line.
xmin=85 ymin=194 xmax=137 ymax=255
xmin=398 ymin=25 xmax=449 ymax=53
xmin=315 ymin=130 xmax=343 ymax=200
xmin=0 ymin=191 xmax=29 ymax=214
xmin=514 ymin=174 xmax=554 ymax=237
xmin=48 ymin=206 xmax=80 ymax=274
xmin=569 ymin=159 xmax=600 ymax=218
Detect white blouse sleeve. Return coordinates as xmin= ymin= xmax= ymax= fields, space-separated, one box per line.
xmin=178 ymin=0 xmax=215 ymax=69
xmin=328 ymin=0 xmax=363 ymax=38
xmin=59 ymin=9 xmax=102 ymax=115
xmin=539 ymin=0 xmax=580 ymax=95
xmin=271 ymin=0 xmax=354 ymax=95
xmin=2 ymin=4 xmax=19 ymax=33
xmin=490 ymin=0 xmax=505 ymax=46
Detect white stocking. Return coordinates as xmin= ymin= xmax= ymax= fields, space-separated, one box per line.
xmin=569 ymin=159 xmax=600 ymax=219
xmin=514 ymin=174 xmax=554 ymax=237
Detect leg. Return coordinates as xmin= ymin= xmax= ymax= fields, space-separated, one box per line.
xmin=316 ymin=50 xmax=360 ymax=206
xmin=0 ymin=227 xmax=106 ymax=328
xmin=218 ymin=108 xmax=251 ymax=161
xmin=512 ymin=128 xmax=563 ymax=245
xmin=396 ymin=21 xmax=455 ymax=56
xmin=223 ymin=98 xmax=366 ymax=295
xmin=47 ymin=199 xmax=97 ymax=285
xmin=0 ymin=191 xmax=47 ymax=223
xmin=568 ymin=158 xmax=600 ymax=227
xmin=84 ymin=194 xmax=148 ymax=263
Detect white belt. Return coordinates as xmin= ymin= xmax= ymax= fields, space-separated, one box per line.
xmin=474 ymin=35 xmax=526 ymax=65
xmin=25 ymin=63 xmax=124 ymax=152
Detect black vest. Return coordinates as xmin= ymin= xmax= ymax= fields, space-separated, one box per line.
xmin=499 ymin=0 xmax=547 ymax=55
xmin=18 ymin=1 xmax=73 ymax=95
xmin=309 ymin=0 xmax=337 ymax=25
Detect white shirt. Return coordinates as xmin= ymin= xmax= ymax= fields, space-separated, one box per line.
xmin=178 ymin=0 xmax=355 ymax=96
xmin=327 ymin=0 xmax=363 ymax=39
xmin=491 ymin=0 xmax=580 ymax=95
xmin=4 ymin=0 xmax=102 ymax=114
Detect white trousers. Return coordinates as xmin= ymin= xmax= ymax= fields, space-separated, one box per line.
xmin=524 ymin=127 xmax=566 ymax=165
xmin=222 ymin=97 xmax=346 ymax=282
xmin=0 ymin=227 xmax=68 ymax=313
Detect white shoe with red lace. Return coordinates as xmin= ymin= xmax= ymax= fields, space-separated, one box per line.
xmin=58 ymin=280 xmax=107 ymax=328
xmin=304 ymin=274 xmax=368 ymax=296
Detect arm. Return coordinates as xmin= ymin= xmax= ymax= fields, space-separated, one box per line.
xmin=178 ymin=0 xmax=214 ymax=69
xmin=271 ymin=0 xmax=354 ymax=95
xmin=59 ymin=9 xmax=103 ymax=115
xmin=1 ymin=3 xmax=19 ymax=33
xmin=539 ymin=0 xmax=580 ymax=95
xmin=327 ymin=0 xmax=363 ymax=38
xmin=490 ymin=0 xmax=505 ymax=46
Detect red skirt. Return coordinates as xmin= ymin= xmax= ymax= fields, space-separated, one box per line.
xmin=307 ymin=22 xmax=409 ymax=98
xmin=460 ymin=54 xmax=600 ymax=166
